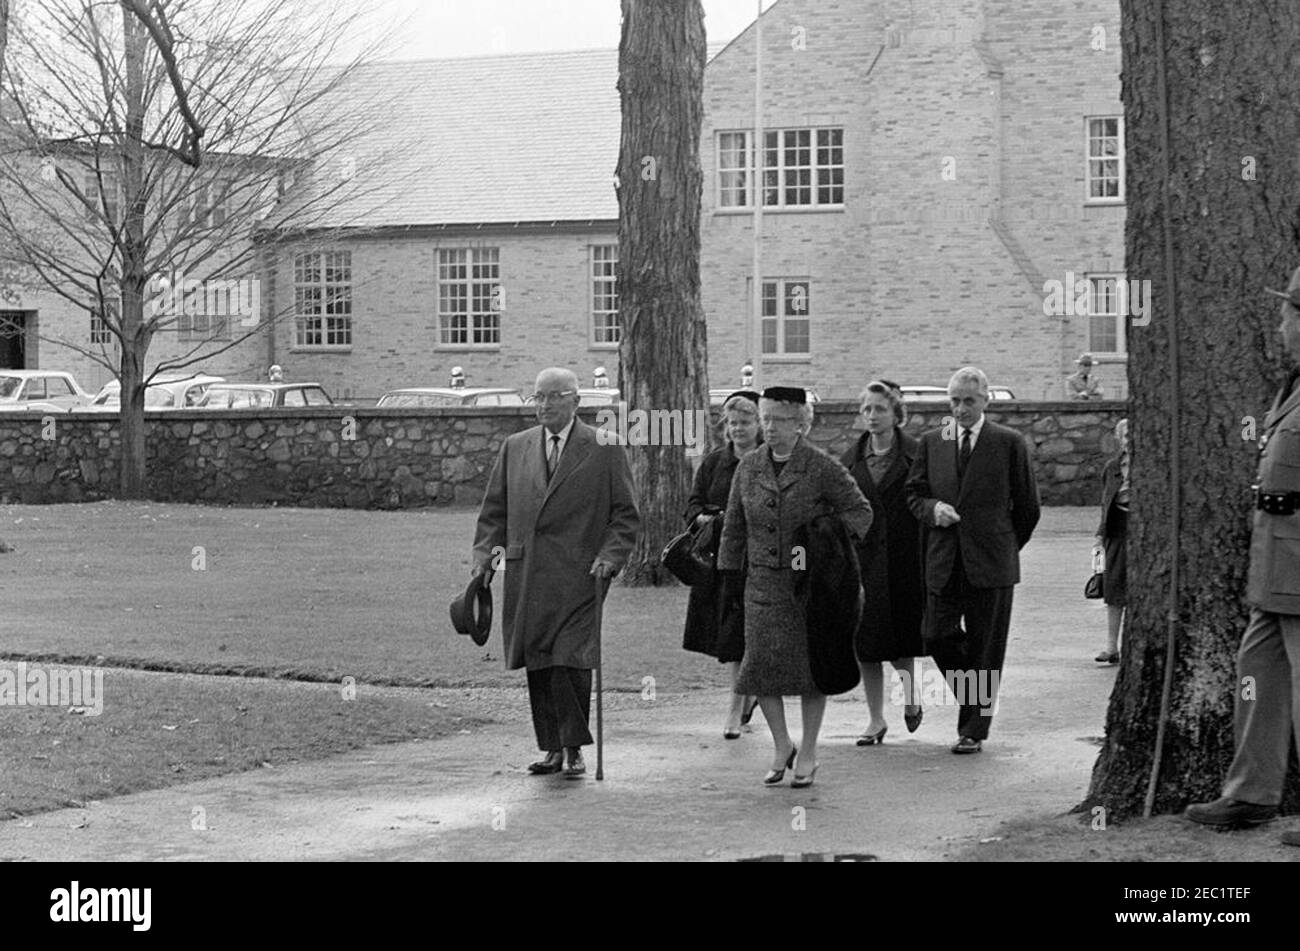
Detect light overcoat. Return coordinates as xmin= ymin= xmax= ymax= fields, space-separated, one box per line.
xmin=472 ymin=420 xmax=640 ymax=671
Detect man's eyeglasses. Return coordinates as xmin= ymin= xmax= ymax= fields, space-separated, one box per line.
xmin=531 ymin=390 xmax=576 ymax=404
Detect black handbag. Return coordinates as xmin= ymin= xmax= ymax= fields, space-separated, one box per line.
xmin=1084 ymin=572 xmax=1104 ymax=599
xmin=662 ymin=514 xmax=719 ymax=586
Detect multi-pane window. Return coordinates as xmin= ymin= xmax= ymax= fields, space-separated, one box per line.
xmin=760 ymin=279 xmax=811 ymax=356
xmin=591 ymin=244 xmax=619 ymax=346
xmin=294 ymin=251 xmax=353 ymax=348
xmin=186 ymin=179 xmax=232 ymax=228
xmin=718 ymin=132 xmax=750 ymax=207
xmin=90 ymin=301 xmax=116 ymax=345
xmin=83 ymin=170 xmax=119 ymax=223
xmin=438 ymin=248 xmax=500 ymax=346
xmin=1086 ymin=117 xmax=1124 ymax=201
xmin=1087 ymin=274 xmax=1125 ymax=354
xmin=718 ymin=128 xmax=844 ymax=209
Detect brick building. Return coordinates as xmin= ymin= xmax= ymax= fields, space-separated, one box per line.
xmin=702 ymin=0 xmax=1126 ymax=400
xmin=8 ymin=0 xmax=1127 ymax=404
xmin=261 ymin=50 xmax=622 ymax=400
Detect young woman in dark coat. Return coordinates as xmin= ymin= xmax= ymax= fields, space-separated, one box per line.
xmin=1094 ymin=418 xmax=1128 ymax=664
xmin=841 ymin=381 xmax=926 ymax=744
xmin=682 ymin=391 xmax=763 ymax=738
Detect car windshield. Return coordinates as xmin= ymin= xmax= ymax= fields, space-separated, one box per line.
xmin=203 ymin=388 xmax=272 ymax=408
xmin=0 ymin=376 xmax=21 ymax=398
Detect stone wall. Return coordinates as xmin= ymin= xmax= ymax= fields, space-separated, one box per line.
xmin=803 ymin=400 xmax=1126 ymax=506
xmin=0 ymin=400 xmax=1126 ymax=508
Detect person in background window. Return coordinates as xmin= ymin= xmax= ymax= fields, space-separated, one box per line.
xmin=1066 ymin=354 xmax=1104 ymax=400
xmin=1094 ymin=418 xmax=1129 ymax=664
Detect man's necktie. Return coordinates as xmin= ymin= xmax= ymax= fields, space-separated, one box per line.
xmin=547 ymin=435 xmax=560 ymax=483
xmin=958 ymin=428 xmax=972 ymax=481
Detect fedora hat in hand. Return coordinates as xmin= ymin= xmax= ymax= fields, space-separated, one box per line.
xmin=450 ymin=571 xmax=493 ymax=647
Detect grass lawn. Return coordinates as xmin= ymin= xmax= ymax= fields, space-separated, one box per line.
xmin=0 ymin=500 xmax=720 ymax=695
xmin=0 ymin=500 xmax=717 ymax=818
xmin=0 ymin=667 xmax=477 ymax=820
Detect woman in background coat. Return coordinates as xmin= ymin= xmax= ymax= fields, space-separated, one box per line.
xmin=841 ymin=380 xmax=926 ymax=743
xmin=682 ymin=390 xmax=763 ymax=738
xmin=1094 ymin=418 xmax=1129 ymax=664
xmin=718 ymin=387 xmax=873 ymax=788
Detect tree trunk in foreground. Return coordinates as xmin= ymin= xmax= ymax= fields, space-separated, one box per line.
xmin=615 ymin=0 xmax=710 ymax=585
xmin=1085 ymin=0 xmax=1300 ymax=819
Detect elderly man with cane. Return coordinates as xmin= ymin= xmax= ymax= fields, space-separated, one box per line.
xmin=1185 ymin=268 xmax=1300 ymax=845
xmin=470 ymin=367 xmax=640 ymax=779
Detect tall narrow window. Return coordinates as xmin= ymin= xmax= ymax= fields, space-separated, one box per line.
xmin=294 ymin=251 xmax=352 ymax=348
xmin=760 ymin=279 xmax=811 ymax=356
xmin=1086 ymin=274 xmax=1126 ymax=354
xmin=1086 ymin=117 xmax=1124 ymax=201
xmin=591 ymin=244 xmax=619 ymax=347
xmin=438 ymin=248 xmax=500 ymax=346
xmin=90 ymin=301 xmax=116 ymax=345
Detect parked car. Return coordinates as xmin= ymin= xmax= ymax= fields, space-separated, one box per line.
xmin=0 ymin=370 xmax=92 ymax=412
xmin=708 ymin=386 xmax=822 ymax=405
xmin=376 ymin=387 xmax=523 ymax=408
xmin=196 ymin=382 xmax=334 ymax=409
xmin=900 ymin=384 xmax=1016 ymax=403
xmin=576 ymin=387 xmax=620 ymax=406
xmin=524 ymin=388 xmax=621 ymax=407
xmin=86 ymin=373 xmax=226 ymax=412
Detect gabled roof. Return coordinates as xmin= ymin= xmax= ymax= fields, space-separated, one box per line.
xmin=309 ymin=49 xmax=620 ymax=229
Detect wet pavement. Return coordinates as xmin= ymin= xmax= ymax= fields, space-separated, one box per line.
xmin=0 ymin=510 xmax=1117 ymax=861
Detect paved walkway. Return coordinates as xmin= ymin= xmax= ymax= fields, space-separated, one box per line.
xmin=0 ymin=629 xmax=1115 ymax=861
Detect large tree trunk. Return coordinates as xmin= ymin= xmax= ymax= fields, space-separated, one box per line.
xmin=118 ymin=3 xmax=150 ymax=499
xmin=615 ymin=0 xmax=710 ymax=585
xmin=1085 ymin=0 xmax=1300 ymax=819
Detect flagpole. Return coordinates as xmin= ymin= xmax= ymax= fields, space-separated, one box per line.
xmin=750 ymin=0 xmax=763 ymax=392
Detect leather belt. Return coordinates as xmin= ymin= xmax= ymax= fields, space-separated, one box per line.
xmin=1253 ymin=486 xmax=1300 ymax=516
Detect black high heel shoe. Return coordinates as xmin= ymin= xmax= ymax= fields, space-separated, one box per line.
xmin=763 ymin=745 xmax=797 ymax=785
xmin=740 ymin=696 xmax=759 ymax=726
xmin=904 ymin=705 xmax=924 ymax=733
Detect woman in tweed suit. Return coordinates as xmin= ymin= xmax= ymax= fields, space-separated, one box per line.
xmin=718 ymin=387 xmax=873 ymax=787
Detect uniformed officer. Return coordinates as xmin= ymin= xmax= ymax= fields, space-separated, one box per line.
xmin=1185 ymin=265 xmax=1300 ymax=846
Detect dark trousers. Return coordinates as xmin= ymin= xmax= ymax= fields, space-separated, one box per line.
xmin=1221 ymin=608 xmax=1300 ymax=805
xmin=925 ymin=551 xmax=1014 ymax=741
xmin=526 ymin=666 xmax=593 ymax=751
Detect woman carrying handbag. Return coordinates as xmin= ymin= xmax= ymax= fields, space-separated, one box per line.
xmin=680 ymin=390 xmax=764 ymax=738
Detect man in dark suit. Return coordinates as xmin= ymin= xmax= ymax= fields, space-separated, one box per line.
xmin=1185 ymin=267 xmax=1300 ymax=846
xmin=471 ymin=367 xmax=640 ymax=778
xmin=905 ymin=366 xmax=1041 ymax=753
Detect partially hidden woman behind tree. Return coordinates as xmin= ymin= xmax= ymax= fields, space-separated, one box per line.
xmin=841 ymin=380 xmax=927 ymax=744
xmin=1094 ymin=417 xmax=1129 ymax=664
xmin=682 ymin=390 xmax=763 ymax=739
xmin=718 ymin=387 xmax=873 ymax=789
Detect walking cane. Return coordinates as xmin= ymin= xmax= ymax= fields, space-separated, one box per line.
xmin=594 ymin=573 xmax=608 ymax=781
